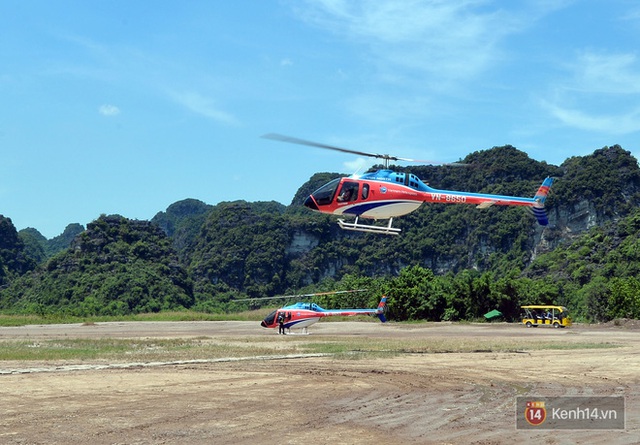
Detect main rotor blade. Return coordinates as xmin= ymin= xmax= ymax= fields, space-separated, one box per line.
xmin=262 ymin=133 xmax=400 ymax=161
xmin=234 ymin=289 xmax=367 ymax=303
xmin=262 ymin=133 xmax=466 ymax=167
xmin=411 ymin=159 xmax=468 ymax=167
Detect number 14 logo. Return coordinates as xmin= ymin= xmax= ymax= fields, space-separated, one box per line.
xmin=525 ymin=401 xmax=547 ymax=426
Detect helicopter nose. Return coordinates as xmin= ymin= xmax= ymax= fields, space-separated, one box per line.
xmin=304 ymin=195 xmax=319 ymax=211
xmin=260 ymin=320 xmax=267 ymax=328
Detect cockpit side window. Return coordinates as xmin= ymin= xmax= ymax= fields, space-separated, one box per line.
xmin=361 ymin=183 xmax=369 ymax=200
xmin=337 ymin=181 xmax=359 ymax=202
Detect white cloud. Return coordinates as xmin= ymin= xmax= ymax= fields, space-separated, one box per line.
xmin=169 ymin=91 xmax=240 ymax=126
xmin=541 ymin=51 xmax=640 ymax=135
xmin=571 ymin=52 xmax=640 ymax=94
xmin=99 ymin=104 xmax=120 ymax=116
xmin=291 ymin=0 xmax=566 ymax=126
xmin=541 ymin=100 xmax=640 ymax=135
xmin=295 ymin=0 xmax=524 ymax=86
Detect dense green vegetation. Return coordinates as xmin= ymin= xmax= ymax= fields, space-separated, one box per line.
xmin=1 ymin=216 xmax=192 ymax=316
xmin=18 ymin=223 xmax=85 ymax=264
xmin=2 ymin=144 xmax=640 ymax=323
xmin=0 ymin=216 xmax=37 ymax=287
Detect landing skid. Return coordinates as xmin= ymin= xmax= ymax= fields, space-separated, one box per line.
xmin=284 ymin=329 xmax=310 ymax=336
xmin=337 ymin=216 xmax=401 ymax=235
xmin=278 ymin=328 xmax=310 ymax=335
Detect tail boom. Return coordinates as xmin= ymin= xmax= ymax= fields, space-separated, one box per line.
xmin=322 ymin=296 xmax=387 ymax=322
xmin=448 ymin=176 xmax=553 ymax=226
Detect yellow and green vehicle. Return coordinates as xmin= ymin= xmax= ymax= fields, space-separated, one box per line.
xmin=521 ymin=305 xmax=572 ymax=328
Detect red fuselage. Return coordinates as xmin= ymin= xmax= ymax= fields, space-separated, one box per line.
xmin=303 ymin=171 xmax=552 ymax=227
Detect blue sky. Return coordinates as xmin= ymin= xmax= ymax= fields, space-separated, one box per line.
xmin=2 ymin=1 xmax=640 ymax=238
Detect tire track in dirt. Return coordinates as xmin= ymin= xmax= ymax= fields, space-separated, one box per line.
xmin=0 ymin=352 xmax=332 ymax=375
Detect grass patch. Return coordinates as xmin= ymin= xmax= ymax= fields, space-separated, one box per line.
xmin=298 ymin=337 xmax=621 ymax=356
xmin=0 ymin=337 xmax=301 ymax=362
xmin=0 ymin=327 xmax=622 ymax=363
xmin=0 ymin=314 xmax=50 ymax=327
xmin=0 ymin=309 xmax=271 ymax=327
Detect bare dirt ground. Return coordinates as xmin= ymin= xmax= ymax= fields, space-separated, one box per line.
xmin=1 ymin=320 xmax=639 ymax=444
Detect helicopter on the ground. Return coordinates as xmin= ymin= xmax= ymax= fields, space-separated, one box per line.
xmin=259 ymin=294 xmax=387 ymax=334
xmin=263 ymin=133 xmax=553 ymax=235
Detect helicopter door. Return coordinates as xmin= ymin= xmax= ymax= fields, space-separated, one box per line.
xmin=337 ymin=181 xmax=359 ymax=203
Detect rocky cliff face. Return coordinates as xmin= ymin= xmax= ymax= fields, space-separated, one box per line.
xmin=532 ymin=200 xmax=598 ymax=261
xmin=285 ymin=230 xmax=320 ymax=256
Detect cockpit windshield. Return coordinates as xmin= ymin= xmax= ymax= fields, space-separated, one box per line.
xmin=261 ymin=310 xmax=277 ymax=327
xmin=310 ymin=178 xmax=341 ymax=205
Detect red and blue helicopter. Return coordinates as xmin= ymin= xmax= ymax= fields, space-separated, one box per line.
xmin=260 ymin=294 xmax=387 ymax=334
xmin=263 ymin=133 xmax=553 ymax=235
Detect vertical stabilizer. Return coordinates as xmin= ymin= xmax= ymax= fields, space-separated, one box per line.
xmin=532 ymin=177 xmax=553 ymax=226
xmin=376 ymin=296 xmax=387 ymax=322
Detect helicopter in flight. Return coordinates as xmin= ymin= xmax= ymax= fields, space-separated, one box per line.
xmin=260 ymin=295 xmax=387 ymax=334
xmin=263 ymin=133 xmax=553 ymax=235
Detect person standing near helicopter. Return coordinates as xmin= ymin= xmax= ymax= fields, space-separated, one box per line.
xmin=277 ymin=312 xmax=286 ymax=334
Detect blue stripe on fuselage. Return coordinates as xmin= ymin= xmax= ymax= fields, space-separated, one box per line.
xmin=284 ymin=318 xmax=316 ymax=329
xmin=342 ymin=201 xmax=409 ymax=215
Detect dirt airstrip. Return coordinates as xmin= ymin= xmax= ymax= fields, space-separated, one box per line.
xmin=1 ymin=320 xmax=639 ymax=444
